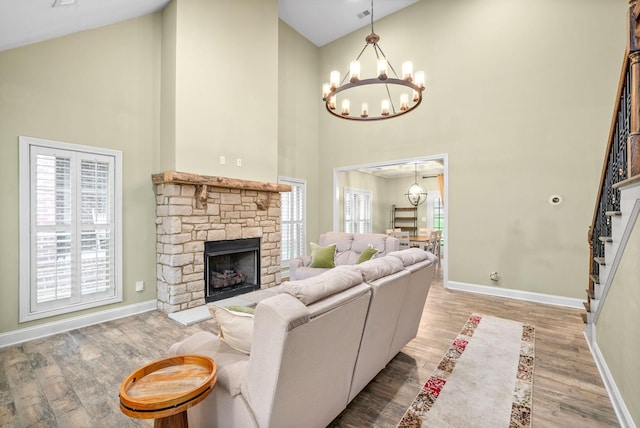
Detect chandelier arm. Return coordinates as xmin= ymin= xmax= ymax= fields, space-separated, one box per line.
xmin=383 ymin=83 xmax=397 ymax=114
xmin=354 ymin=43 xmax=370 ymax=62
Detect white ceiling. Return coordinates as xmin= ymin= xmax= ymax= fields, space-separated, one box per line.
xmin=0 ymin=0 xmax=417 ymax=52
xmin=357 ymin=160 xmax=444 ymax=178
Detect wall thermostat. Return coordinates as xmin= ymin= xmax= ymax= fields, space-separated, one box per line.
xmin=548 ymin=195 xmax=563 ymax=205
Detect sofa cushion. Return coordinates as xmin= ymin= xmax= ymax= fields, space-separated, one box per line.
xmin=356 ymin=245 xmax=378 ymax=264
xmin=309 ymin=242 xmax=337 ymax=268
xmin=211 ymin=305 xmax=255 ymax=355
xmin=355 ymin=255 xmax=405 ymax=283
xmin=388 ymin=248 xmax=430 ymax=266
xmin=279 ymin=265 xmax=363 ymax=305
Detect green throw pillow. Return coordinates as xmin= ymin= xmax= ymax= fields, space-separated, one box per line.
xmin=309 ymin=242 xmax=336 ymax=268
xmin=356 ymin=245 xmax=379 ymax=264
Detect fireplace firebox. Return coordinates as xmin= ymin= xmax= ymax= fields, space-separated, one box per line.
xmin=204 ymin=238 xmax=260 ymax=302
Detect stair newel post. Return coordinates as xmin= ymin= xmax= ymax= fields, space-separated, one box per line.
xmin=628 ymin=50 xmax=640 ymax=178
xmin=630 ymin=1 xmax=640 ymax=177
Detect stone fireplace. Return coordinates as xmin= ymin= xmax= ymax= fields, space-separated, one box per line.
xmin=152 ymin=171 xmax=290 ymax=313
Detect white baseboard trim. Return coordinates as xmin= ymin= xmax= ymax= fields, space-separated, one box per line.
xmin=584 ymin=325 xmax=636 ymax=428
xmin=0 ymin=300 xmax=157 ymax=349
xmin=446 ymin=281 xmax=584 ymax=309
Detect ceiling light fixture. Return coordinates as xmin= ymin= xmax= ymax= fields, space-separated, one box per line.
xmin=405 ymin=164 xmax=427 ymax=206
xmin=321 ymin=0 xmax=426 ymax=121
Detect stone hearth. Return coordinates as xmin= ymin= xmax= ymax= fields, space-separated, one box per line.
xmin=152 ymin=171 xmax=291 ymax=313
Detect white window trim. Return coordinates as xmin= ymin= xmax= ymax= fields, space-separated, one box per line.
xmin=344 ymin=187 xmax=372 ymax=234
xmin=278 ymin=176 xmax=307 ymax=269
xmin=19 ymin=136 xmax=123 ymax=323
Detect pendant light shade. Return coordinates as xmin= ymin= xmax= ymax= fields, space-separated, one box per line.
xmin=405 ymin=164 xmax=427 ymax=206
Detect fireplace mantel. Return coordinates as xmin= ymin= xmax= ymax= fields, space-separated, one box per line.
xmin=152 ymin=171 xmax=291 ymax=193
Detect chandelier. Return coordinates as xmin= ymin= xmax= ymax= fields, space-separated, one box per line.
xmin=321 ymin=0 xmax=426 ymax=121
xmin=405 ymin=164 xmax=427 ymax=206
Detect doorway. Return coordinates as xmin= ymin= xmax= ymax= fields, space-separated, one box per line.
xmin=332 ymin=154 xmax=448 ymax=276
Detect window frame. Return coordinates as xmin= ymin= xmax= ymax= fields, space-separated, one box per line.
xmin=278 ymin=176 xmax=307 ymax=269
xmin=344 ymin=187 xmax=372 ymax=234
xmin=19 ymin=136 xmax=123 ymax=323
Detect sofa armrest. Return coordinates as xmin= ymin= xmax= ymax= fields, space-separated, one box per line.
xmin=288 ymin=255 xmax=312 ymax=280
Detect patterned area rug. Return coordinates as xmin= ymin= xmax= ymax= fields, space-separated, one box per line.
xmin=397 ymin=314 xmax=535 ymax=428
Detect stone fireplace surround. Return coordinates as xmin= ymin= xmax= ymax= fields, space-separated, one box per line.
xmin=152 ymin=171 xmax=291 ymax=313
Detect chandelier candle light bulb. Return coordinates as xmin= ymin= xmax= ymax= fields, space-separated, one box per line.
xmin=377 ymin=59 xmax=388 ymax=80
xmin=361 ymin=102 xmax=369 ymax=118
xmin=381 ymin=99 xmax=390 ymax=116
xmin=330 ymin=71 xmax=340 ymax=91
xmin=350 ymin=61 xmax=361 ymax=82
xmin=322 ymin=83 xmax=330 ymax=100
xmin=400 ymin=94 xmax=409 ymax=111
xmin=402 ymin=61 xmax=413 ymax=81
xmin=415 ymin=71 xmax=425 ymax=89
xmin=341 ymin=99 xmax=350 ymax=116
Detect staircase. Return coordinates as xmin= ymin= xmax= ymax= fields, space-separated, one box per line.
xmin=583 ymin=2 xmax=640 ymax=325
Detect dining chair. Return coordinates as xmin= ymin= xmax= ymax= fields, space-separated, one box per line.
xmin=426 ymin=230 xmax=442 ymax=265
xmin=392 ymin=231 xmax=411 ymax=249
xmin=418 ymin=227 xmax=432 ymax=236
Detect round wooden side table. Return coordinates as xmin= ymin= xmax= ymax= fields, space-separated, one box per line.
xmin=119 ymin=354 xmax=217 ymax=428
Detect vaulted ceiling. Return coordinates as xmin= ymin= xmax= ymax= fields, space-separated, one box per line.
xmin=0 ymin=0 xmax=417 ymax=52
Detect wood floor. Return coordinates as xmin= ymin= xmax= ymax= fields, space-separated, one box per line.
xmin=1 ymin=269 xmax=619 ymax=427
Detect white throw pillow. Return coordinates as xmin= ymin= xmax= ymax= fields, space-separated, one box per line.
xmin=210 ymin=305 xmax=254 ymax=355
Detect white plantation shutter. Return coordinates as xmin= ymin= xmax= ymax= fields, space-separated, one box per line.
xmin=278 ymin=177 xmax=306 ymax=267
xmin=20 ymin=137 xmax=122 ymax=322
xmin=344 ymin=188 xmax=372 ymax=233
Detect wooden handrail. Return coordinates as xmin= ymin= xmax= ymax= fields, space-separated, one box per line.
xmin=589 ymin=52 xmax=630 ymax=233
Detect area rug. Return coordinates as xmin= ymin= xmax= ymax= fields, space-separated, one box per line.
xmin=397 ymin=314 xmax=535 ymax=428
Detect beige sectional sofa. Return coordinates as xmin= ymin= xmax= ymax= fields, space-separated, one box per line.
xmin=288 ymin=232 xmax=400 ymax=280
xmin=169 ymin=248 xmax=437 ymax=428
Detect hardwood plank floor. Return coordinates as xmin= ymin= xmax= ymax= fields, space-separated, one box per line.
xmin=1 ymin=269 xmax=619 ymax=427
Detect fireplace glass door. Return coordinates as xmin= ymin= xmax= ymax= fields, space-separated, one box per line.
xmin=204 ymin=238 xmax=260 ymax=302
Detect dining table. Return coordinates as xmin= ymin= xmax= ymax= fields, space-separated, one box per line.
xmin=408 ymin=235 xmax=431 ymax=250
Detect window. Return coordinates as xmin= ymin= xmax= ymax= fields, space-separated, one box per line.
xmin=344 ymin=187 xmax=372 ymax=233
xmin=432 ymin=196 xmax=444 ymax=230
xmin=278 ymin=177 xmax=306 ymax=268
xmin=19 ymin=136 xmax=122 ymax=322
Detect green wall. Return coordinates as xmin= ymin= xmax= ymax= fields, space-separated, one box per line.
xmin=0 ymin=14 xmax=163 ymax=333
xmin=317 ymin=0 xmax=627 ymax=297
xmin=277 ymin=20 xmax=321 ymax=245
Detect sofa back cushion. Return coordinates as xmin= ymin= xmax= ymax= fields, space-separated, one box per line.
xmin=279 ymin=265 xmax=363 ymax=305
xmin=388 ymin=247 xmax=431 ymax=266
xmin=318 ymin=232 xmax=399 ymax=266
xmin=355 ymin=255 xmax=405 ymax=283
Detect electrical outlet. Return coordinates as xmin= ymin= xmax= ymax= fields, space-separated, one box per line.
xmin=135 ymin=281 xmax=144 ymax=292
xmin=489 ymin=272 xmax=500 ymax=281
xmin=219 ymin=155 xmax=226 ymax=165
xmin=236 ymin=158 xmax=242 ymax=167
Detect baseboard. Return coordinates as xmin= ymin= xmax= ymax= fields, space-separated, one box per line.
xmin=0 ymin=300 xmax=157 ymax=348
xmin=445 ymin=281 xmax=584 ymax=309
xmin=584 ymin=325 xmax=637 ymax=428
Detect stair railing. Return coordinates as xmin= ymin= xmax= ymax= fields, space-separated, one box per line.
xmin=586 ymin=1 xmax=640 ymax=320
